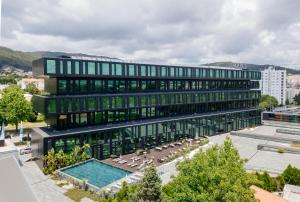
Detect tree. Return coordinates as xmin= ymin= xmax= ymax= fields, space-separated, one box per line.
xmin=43 ymin=144 xmax=91 ymax=174
xmin=294 ymin=93 xmax=300 ymax=105
xmin=0 ymin=84 xmax=33 ymax=130
xmin=25 ymin=82 xmax=40 ymax=95
xmin=281 ymin=165 xmax=300 ymax=186
xmin=162 ymin=137 xmax=258 ymax=202
xmin=136 ymin=166 xmax=162 ymax=202
xmin=255 ymin=171 xmax=278 ymax=192
xmin=259 ymin=95 xmax=278 ymax=111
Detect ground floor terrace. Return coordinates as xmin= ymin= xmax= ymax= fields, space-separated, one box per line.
xmin=32 ymin=109 xmax=261 ymax=161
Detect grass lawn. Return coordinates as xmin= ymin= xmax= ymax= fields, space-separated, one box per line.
xmin=64 ymin=188 xmax=103 ymax=202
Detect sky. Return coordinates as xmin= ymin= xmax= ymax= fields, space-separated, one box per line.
xmin=1 ymin=0 xmax=300 ymax=68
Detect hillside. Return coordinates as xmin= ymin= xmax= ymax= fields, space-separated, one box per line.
xmin=0 ymin=46 xmax=300 ymax=74
xmin=0 ymin=46 xmax=118 ymax=72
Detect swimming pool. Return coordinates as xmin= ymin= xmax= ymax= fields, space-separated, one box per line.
xmin=59 ymin=159 xmax=131 ymax=188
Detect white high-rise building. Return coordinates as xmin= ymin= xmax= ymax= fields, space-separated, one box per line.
xmin=260 ymin=66 xmax=287 ymax=105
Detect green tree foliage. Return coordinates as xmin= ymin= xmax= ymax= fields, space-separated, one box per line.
xmin=43 ymin=144 xmax=91 ymax=175
xmin=294 ymin=93 xmax=300 ymax=105
xmin=281 ymin=165 xmax=300 ymax=186
xmin=255 ymin=172 xmax=278 ymax=192
xmin=259 ymin=95 xmax=279 ymax=110
xmin=0 ymin=84 xmax=33 ymax=130
xmin=162 ymin=137 xmax=258 ymax=202
xmin=25 ymin=82 xmax=41 ymax=95
xmin=0 ymin=76 xmax=18 ymax=84
xmin=136 ymin=166 xmax=162 ymax=202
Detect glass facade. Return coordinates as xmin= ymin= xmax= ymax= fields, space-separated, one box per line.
xmin=32 ymin=57 xmax=261 ymax=160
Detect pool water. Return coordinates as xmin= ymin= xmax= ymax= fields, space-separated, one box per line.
xmin=60 ymin=159 xmax=131 ymax=188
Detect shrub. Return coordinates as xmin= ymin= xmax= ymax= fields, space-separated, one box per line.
xmin=43 ymin=144 xmax=91 ymax=175
xmin=277 ymin=148 xmax=285 ymax=154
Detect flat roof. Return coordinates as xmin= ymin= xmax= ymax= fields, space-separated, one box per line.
xmin=36 ymin=56 xmax=260 ymax=72
xmin=34 ymin=108 xmax=258 ymax=138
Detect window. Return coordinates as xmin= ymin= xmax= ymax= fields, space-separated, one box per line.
xmin=115 ymin=64 xmax=122 ymax=76
xmin=102 ymin=63 xmax=109 ymax=75
xmin=151 ymin=66 xmax=156 ymax=77
xmin=75 ymin=62 xmax=80 ymax=74
xmin=170 ymin=67 xmax=175 ymax=76
xmin=58 ymin=80 xmax=67 ymax=93
xmin=67 ymin=61 xmax=72 ymax=74
xmin=47 ymin=99 xmax=56 ymax=113
xmin=128 ymin=96 xmax=135 ymax=107
xmin=161 ymin=67 xmax=167 ymax=77
xmin=87 ymin=97 xmax=96 ymax=110
xmin=88 ymin=62 xmax=95 ymax=75
xmin=95 ymin=80 xmax=102 ymax=92
xmin=129 ymin=65 xmax=135 ymax=76
xmin=141 ymin=65 xmax=146 ymax=76
xmin=46 ymin=60 xmax=56 ymax=74
xmin=102 ymin=97 xmax=110 ymax=109
xmin=178 ymin=68 xmax=183 ymax=77
xmin=79 ymin=80 xmax=87 ymax=93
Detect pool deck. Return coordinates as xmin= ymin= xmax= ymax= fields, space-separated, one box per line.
xmin=101 ymin=138 xmax=205 ymax=172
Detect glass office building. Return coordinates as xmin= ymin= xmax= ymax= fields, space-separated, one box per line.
xmin=31 ymin=56 xmax=261 ymax=160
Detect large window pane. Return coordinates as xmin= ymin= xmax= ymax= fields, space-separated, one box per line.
xmin=141 ymin=65 xmax=146 ymax=76
xmin=67 ymin=61 xmax=72 ymax=74
xmin=75 ymin=61 xmax=80 ymax=74
xmin=116 ymin=64 xmax=122 ymax=76
xmin=47 ymin=99 xmax=56 ymax=113
xmin=102 ymin=63 xmax=109 ymax=75
xmin=88 ymin=62 xmax=95 ymax=75
xmin=46 ymin=59 xmax=56 ymax=74
xmin=58 ymin=80 xmax=67 ymax=93
xmin=129 ymin=65 xmax=135 ymax=76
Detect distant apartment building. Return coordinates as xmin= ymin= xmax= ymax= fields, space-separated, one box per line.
xmin=260 ymin=66 xmax=286 ymax=105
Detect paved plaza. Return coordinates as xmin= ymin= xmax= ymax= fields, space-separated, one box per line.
xmin=19 ymin=154 xmax=72 ymax=202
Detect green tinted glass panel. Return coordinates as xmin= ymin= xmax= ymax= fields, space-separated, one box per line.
xmin=170 ymin=67 xmax=175 ymax=76
xmin=87 ymin=97 xmax=96 ymax=110
xmin=141 ymin=65 xmax=146 ymax=76
xmin=116 ymin=64 xmax=122 ymax=75
xmin=161 ymin=67 xmax=167 ymax=77
xmin=75 ymin=62 xmax=79 ymax=74
xmin=102 ymin=63 xmax=109 ymax=75
xmin=47 ymin=99 xmax=56 ymax=113
xmin=46 ymin=60 xmax=56 ymax=74
xmin=129 ymin=65 xmax=135 ymax=76
xmin=58 ymin=80 xmax=67 ymax=93
xmin=151 ymin=66 xmax=156 ymax=76
xmin=67 ymin=61 xmax=72 ymax=74
xmin=88 ymin=62 xmax=95 ymax=75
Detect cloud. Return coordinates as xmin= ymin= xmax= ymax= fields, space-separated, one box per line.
xmin=1 ymin=0 xmax=300 ymax=68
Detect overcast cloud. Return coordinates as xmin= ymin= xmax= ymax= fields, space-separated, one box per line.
xmin=1 ymin=0 xmax=300 ymax=68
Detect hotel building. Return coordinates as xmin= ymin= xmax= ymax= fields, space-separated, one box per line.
xmin=31 ymin=56 xmax=261 ymax=160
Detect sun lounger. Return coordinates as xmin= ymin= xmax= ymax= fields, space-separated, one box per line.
xmin=163 ymin=145 xmax=168 ymax=149
xmin=130 ymin=163 xmax=138 ymax=168
xmin=155 ymin=147 xmax=162 ymax=151
xmin=169 ymin=144 xmax=175 ymax=147
xmin=112 ymin=158 xmax=121 ymax=162
xmin=137 ymin=163 xmax=144 ymax=170
xmin=134 ymin=157 xmax=141 ymax=161
xmin=147 ymin=159 xmax=153 ymax=165
xmin=118 ymin=160 xmax=127 ymax=164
